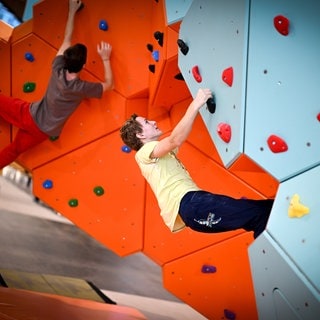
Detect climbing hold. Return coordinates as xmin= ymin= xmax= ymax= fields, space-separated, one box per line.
xmin=93 ymin=186 xmax=105 ymax=196
xmin=76 ymin=2 xmax=84 ymax=12
xmin=274 ymin=15 xmax=290 ymax=36
xmin=224 ymin=309 xmax=236 ymax=320
xmin=99 ymin=19 xmax=108 ymax=31
xmin=201 ymin=264 xmax=217 ymax=273
xmin=217 ymin=123 xmax=232 ymax=143
xmin=174 ymin=73 xmax=184 ymax=81
xmin=222 ymin=67 xmax=233 ymax=87
xmin=121 ymin=145 xmax=131 ymax=153
xmin=24 ymin=52 xmax=34 ymax=62
xmin=154 ymin=31 xmax=163 ymax=47
xmin=288 ymin=194 xmax=310 ymax=218
xmin=42 ymin=179 xmax=53 ymax=189
xmin=148 ymin=64 xmax=155 ymax=73
xmin=152 ymin=50 xmax=159 ymax=62
xmin=267 ymin=134 xmax=288 ymax=153
xmin=206 ymin=97 xmax=216 ymax=114
xmin=146 ymin=43 xmax=153 ymax=52
xmin=192 ymin=65 xmax=202 ymax=83
xmin=177 ymin=39 xmax=189 ymax=55
xmin=68 ymin=199 xmax=79 ymax=207
xmin=23 ymin=82 xmax=36 ymax=93
xmin=317 ymin=113 xmax=320 ymax=122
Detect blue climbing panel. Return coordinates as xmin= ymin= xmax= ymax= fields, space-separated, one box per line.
xmin=245 ymin=0 xmax=320 ymax=181
xmin=267 ymin=164 xmax=320 ymax=294
xmin=178 ymin=0 xmax=250 ymax=168
xmin=164 ymin=0 xmax=193 ymax=26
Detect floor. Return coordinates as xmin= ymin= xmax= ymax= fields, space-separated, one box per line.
xmin=0 ymin=167 xmax=207 ymax=320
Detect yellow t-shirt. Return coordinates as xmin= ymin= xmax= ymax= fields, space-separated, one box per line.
xmin=135 ymin=141 xmax=201 ymax=232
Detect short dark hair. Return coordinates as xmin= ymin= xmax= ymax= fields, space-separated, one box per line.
xmin=120 ymin=114 xmax=144 ymax=151
xmin=63 ymin=43 xmax=87 ymax=73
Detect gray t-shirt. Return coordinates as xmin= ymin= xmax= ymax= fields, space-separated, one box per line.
xmin=30 ymin=55 xmax=103 ymax=136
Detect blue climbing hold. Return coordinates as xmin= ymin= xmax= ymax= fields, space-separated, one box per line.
xmin=152 ymin=50 xmax=159 ymax=62
xmin=42 ymin=179 xmax=53 ymax=189
xmin=121 ymin=145 xmax=131 ymax=153
xmin=99 ymin=19 xmax=108 ymax=31
xmin=25 ymin=52 xmax=35 ymax=62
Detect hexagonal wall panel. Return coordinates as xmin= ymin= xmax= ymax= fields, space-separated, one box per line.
xmin=33 ymin=131 xmax=145 ymax=256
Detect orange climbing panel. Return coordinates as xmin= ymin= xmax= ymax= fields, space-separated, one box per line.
xmin=18 ymin=90 xmax=127 ymax=171
xmin=33 ymin=0 xmax=152 ymax=99
xmin=163 ymin=232 xmax=258 ymax=319
xmin=32 ymin=131 xmax=145 ymax=256
xmin=0 ymin=31 xmax=11 ymax=149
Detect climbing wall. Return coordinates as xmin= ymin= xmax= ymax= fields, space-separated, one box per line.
xmin=0 ymin=21 xmax=11 ymax=152
xmin=177 ymin=0 xmax=320 ymax=319
xmin=0 ymin=0 xmax=318 ymax=319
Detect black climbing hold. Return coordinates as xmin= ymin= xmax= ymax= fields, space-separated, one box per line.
xmin=147 ymin=43 xmax=153 ymax=52
xmin=77 ymin=2 xmax=84 ymax=12
xmin=154 ymin=31 xmax=163 ymax=47
xmin=177 ymin=39 xmax=189 ymax=55
xmin=148 ymin=64 xmax=155 ymax=73
xmin=174 ymin=73 xmax=184 ymax=81
xmin=207 ymin=97 xmax=216 ymax=114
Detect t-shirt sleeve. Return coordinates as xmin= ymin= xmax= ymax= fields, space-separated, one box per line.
xmin=135 ymin=141 xmax=159 ymax=164
xmin=52 ymin=55 xmax=65 ymax=71
xmin=82 ymin=81 xmax=103 ymax=99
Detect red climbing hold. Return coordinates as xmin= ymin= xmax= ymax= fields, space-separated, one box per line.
xmin=222 ymin=67 xmax=233 ymax=87
xmin=192 ymin=65 xmax=202 ymax=83
xmin=317 ymin=113 xmax=320 ymax=122
xmin=217 ymin=123 xmax=231 ymax=143
xmin=274 ymin=15 xmax=290 ymax=36
xmin=267 ymin=134 xmax=288 ymax=153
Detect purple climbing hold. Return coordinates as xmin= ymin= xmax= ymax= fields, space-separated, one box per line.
xmin=201 ymin=264 xmax=217 ymax=273
xmin=224 ymin=309 xmax=236 ymax=320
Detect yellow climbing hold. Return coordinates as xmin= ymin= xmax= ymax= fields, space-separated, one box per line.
xmin=288 ymin=194 xmax=310 ymax=218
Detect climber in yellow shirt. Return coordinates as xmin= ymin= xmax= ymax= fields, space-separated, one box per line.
xmin=120 ymin=88 xmax=273 ymax=238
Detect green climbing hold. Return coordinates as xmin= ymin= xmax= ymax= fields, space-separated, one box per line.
xmin=23 ymin=82 xmax=36 ymax=93
xmin=49 ymin=136 xmax=59 ymax=141
xmin=94 ymin=186 xmax=105 ymax=196
xmin=68 ymin=199 xmax=78 ymax=207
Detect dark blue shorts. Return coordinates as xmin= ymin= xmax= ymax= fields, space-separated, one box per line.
xmin=179 ymin=191 xmax=273 ymax=238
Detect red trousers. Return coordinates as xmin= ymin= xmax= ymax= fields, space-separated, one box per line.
xmin=0 ymin=94 xmax=48 ymax=169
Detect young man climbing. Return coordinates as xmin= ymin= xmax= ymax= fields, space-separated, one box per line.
xmin=0 ymin=0 xmax=114 ymax=170
xmin=120 ymin=88 xmax=273 ymax=239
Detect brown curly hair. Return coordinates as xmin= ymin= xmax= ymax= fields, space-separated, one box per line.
xmin=120 ymin=114 xmax=144 ymax=151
